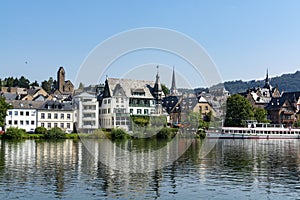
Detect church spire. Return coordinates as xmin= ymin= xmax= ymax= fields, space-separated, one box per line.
xmin=170 ymin=66 xmax=178 ymax=95
xmin=153 ymin=65 xmax=162 ymax=100
xmin=263 ymin=68 xmax=272 ymax=90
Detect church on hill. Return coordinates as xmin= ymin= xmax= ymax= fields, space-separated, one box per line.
xmin=53 ymin=67 xmax=74 ymax=96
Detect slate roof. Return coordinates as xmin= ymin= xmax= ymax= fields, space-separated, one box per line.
xmin=266 ymin=91 xmax=300 ymax=110
xmin=6 ymin=100 xmax=44 ymax=109
xmin=38 ymin=100 xmax=73 ymax=111
xmin=104 ymin=78 xmax=157 ymax=99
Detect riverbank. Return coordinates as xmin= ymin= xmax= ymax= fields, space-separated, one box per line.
xmin=0 ymin=127 xmax=200 ymax=140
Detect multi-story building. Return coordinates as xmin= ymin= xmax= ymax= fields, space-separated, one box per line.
xmin=73 ymin=92 xmax=99 ymax=133
xmin=5 ymin=100 xmax=44 ymax=132
xmin=99 ymin=69 xmax=164 ymax=131
xmin=37 ymin=100 xmax=74 ymax=133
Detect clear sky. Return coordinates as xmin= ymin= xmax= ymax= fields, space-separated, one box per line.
xmin=1 ymin=0 xmax=300 ymax=89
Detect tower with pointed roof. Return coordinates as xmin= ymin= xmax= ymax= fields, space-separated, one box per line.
xmin=170 ymin=67 xmax=178 ymax=95
xmin=153 ymin=66 xmax=163 ymax=103
xmin=263 ymin=69 xmax=272 ymax=90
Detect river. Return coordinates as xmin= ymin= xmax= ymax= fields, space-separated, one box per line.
xmin=0 ymin=137 xmax=300 ymax=199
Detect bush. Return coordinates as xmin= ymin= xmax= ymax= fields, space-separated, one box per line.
xmin=156 ymin=127 xmax=177 ymax=139
xmin=3 ymin=127 xmax=26 ymax=140
xmin=45 ymin=127 xmax=65 ymax=139
xmin=35 ymin=126 xmax=47 ymax=134
xmin=110 ymin=128 xmax=130 ymax=139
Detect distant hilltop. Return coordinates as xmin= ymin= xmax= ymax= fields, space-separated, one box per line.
xmin=211 ymin=70 xmax=300 ymax=94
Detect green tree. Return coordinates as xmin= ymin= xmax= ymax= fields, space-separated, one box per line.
xmin=45 ymin=127 xmax=65 ymax=139
xmin=224 ymin=94 xmax=254 ymax=127
xmin=41 ymin=78 xmax=53 ymax=93
xmin=18 ymin=76 xmax=30 ymax=88
xmin=4 ymin=77 xmax=14 ymax=87
xmin=0 ymin=96 xmax=12 ymax=130
xmin=35 ymin=126 xmax=47 ymax=134
xmin=254 ymin=107 xmax=269 ymax=123
xmin=13 ymin=78 xmax=19 ymax=87
xmin=3 ymin=127 xmax=25 ymax=140
xmin=161 ymin=84 xmax=170 ymax=95
xmin=30 ymin=80 xmax=39 ymax=87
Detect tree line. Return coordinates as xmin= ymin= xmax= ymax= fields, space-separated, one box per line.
xmin=0 ymin=76 xmax=57 ymax=94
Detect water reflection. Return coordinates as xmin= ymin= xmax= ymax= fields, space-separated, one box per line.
xmin=0 ymin=139 xmax=300 ymax=199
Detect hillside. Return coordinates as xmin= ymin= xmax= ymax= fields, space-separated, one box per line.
xmin=219 ymin=71 xmax=300 ymax=94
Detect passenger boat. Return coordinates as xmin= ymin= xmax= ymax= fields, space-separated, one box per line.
xmin=206 ymin=121 xmax=300 ymax=139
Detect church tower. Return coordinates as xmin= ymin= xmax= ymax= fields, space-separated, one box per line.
xmin=57 ymin=66 xmax=65 ymax=93
xmin=170 ymin=67 xmax=178 ymax=95
xmin=153 ymin=66 xmax=162 ymax=103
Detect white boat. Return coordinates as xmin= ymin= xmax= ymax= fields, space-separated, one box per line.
xmin=206 ymin=121 xmax=300 ymax=139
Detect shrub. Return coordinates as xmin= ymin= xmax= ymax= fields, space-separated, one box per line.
xmin=45 ymin=127 xmax=65 ymax=139
xmin=3 ymin=127 xmax=26 ymax=140
xmin=156 ymin=127 xmax=177 ymax=139
xmin=35 ymin=126 xmax=47 ymax=134
xmin=110 ymin=128 xmax=129 ymax=139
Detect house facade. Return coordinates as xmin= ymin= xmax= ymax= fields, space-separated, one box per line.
xmin=37 ymin=100 xmax=74 ymax=133
xmin=73 ymin=92 xmax=99 ymax=133
xmin=99 ymin=70 xmax=164 ymax=131
xmin=5 ymin=100 xmax=44 ymax=132
xmin=266 ymin=91 xmax=300 ymax=125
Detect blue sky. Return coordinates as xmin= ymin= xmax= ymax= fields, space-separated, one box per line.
xmin=1 ymin=1 xmax=300 ymax=88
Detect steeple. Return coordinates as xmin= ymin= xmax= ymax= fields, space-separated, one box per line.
xmin=170 ymin=66 xmax=178 ymax=95
xmin=153 ymin=65 xmax=162 ymax=103
xmin=263 ymin=68 xmax=272 ymax=90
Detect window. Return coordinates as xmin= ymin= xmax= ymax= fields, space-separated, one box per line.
xmin=48 ymin=113 xmax=51 ymax=119
xmin=60 ymin=123 xmax=64 ymax=128
xmin=137 ymin=109 xmax=142 ymax=114
xmin=31 ymin=121 xmax=34 ymax=125
xmin=20 ymin=111 xmax=24 ymax=116
xmin=108 ymin=99 xmax=111 ymax=104
xmin=67 ymin=114 xmax=71 ymax=120
xmin=104 ymin=99 xmax=107 ymax=104
xmin=130 ymin=109 xmax=133 ymax=114
xmin=8 ymin=111 xmax=12 ymax=116
xmin=121 ymin=98 xmax=124 ymax=103
xmin=67 ymin=123 xmax=70 ymax=129
xmin=26 ymin=121 xmax=29 ymax=125
xmin=26 ymin=111 xmax=29 ymax=116
xmin=61 ymin=113 xmax=64 ymax=119
xmin=47 ymin=123 xmax=51 ymax=128
xmin=31 ymin=111 xmax=35 ymax=116
xmin=144 ymin=109 xmax=149 ymax=115
xmin=14 ymin=111 xmax=18 ymax=116
xmin=14 ymin=120 xmax=18 ymax=125
xmin=8 ymin=120 xmax=12 ymax=125
xmin=41 ymin=113 xmax=45 ymax=119
xmin=54 ymin=123 xmax=57 ymax=127
xmin=116 ymin=98 xmax=119 ymax=103
xmin=20 ymin=120 xmax=24 ymax=125
xmin=41 ymin=123 xmax=45 ymax=127
xmin=108 ymin=108 xmax=110 ymax=113
xmin=54 ymin=113 xmax=58 ymax=119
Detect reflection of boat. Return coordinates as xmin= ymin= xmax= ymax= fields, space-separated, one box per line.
xmin=206 ymin=121 xmax=300 ymax=139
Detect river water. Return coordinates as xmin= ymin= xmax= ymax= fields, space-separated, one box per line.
xmin=0 ymin=138 xmax=300 ymax=199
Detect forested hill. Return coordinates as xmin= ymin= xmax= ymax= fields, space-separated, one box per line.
xmin=215 ymin=71 xmax=300 ymax=94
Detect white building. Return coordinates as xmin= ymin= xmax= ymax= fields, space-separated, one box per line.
xmin=5 ymin=100 xmax=44 ymax=132
xmin=37 ymin=100 xmax=75 ymax=133
xmin=99 ymin=70 xmax=164 ymax=131
xmin=73 ymin=92 xmax=99 ymax=133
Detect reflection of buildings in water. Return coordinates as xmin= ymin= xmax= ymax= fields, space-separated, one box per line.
xmin=1 ymin=140 xmax=36 ymax=180
xmin=79 ymin=137 xmax=192 ymax=199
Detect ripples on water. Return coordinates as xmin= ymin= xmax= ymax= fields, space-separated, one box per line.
xmin=0 ymin=139 xmax=300 ymax=199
